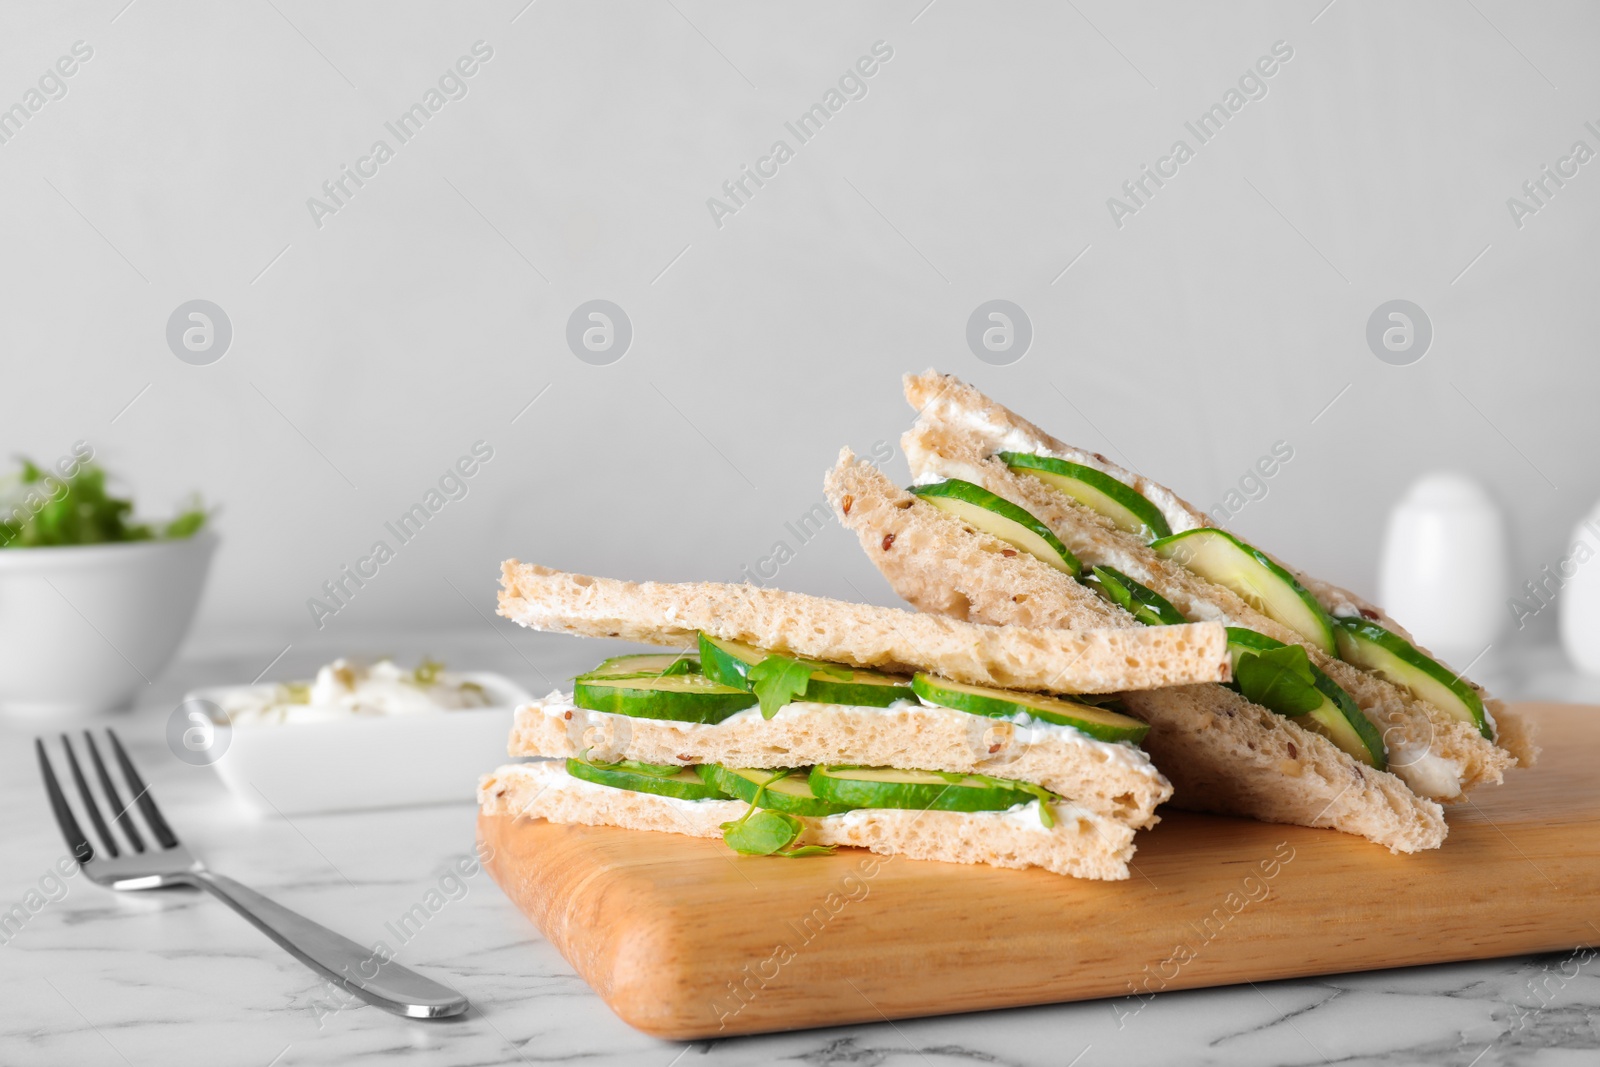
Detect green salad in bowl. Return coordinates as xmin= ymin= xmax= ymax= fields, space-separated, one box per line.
xmin=1 ymin=447 xmax=207 ymax=548
xmin=0 ymin=445 xmax=216 ymax=715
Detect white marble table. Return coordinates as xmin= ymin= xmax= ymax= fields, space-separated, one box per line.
xmin=2 ymin=633 xmax=1597 ymax=1067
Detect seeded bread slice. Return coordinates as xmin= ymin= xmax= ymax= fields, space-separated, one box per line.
xmin=508 ymin=694 xmax=1173 ymax=828
xmin=899 ymin=409 xmax=1515 ymax=801
xmin=497 ymin=561 xmax=1230 ymax=695
xmin=904 ymin=368 xmax=1535 ymax=771
xmin=826 ymin=449 xmax=1448 ymax=853
xmin=479 ymin=760 xmax=1136 ymax=880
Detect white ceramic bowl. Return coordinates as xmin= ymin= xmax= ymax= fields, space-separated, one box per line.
xmin=188 ymin=671 xmax=535 ymax=816
xmin=0 ymin=531 xmax=217 ymax=716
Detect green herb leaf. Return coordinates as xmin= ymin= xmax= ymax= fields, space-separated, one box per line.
xmin=746 ymin=654 xmax=816 ymax=719
xmin=410 ymin=658 xmax=446 ymax=686
xmin=1234 ymin=644 xmax=1324 ymax=717
xmin=1087 ymin=566 xmax=1186 ymax=627
xmin=965 ymin=772 xmax=1062 ymax=828
xmin=659 ymin=655 xmax=696 ymax=677
xmin=722 ymin=809 xmax=805 ymax=854
xmin=720 ymin=808 xmax=835 ymax=858
xmin=0 ymin=458 xmax=206 ymax=549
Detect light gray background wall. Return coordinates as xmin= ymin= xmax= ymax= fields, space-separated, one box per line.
xmin=3 ymin=0 xmax=1594 ymax=661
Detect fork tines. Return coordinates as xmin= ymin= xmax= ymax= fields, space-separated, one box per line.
xmin=36 ymin=729 xmax=177 ymax=864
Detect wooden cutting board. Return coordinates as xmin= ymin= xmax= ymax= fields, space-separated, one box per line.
xmin=479 ymin=702 xmax=1599 ymax=1039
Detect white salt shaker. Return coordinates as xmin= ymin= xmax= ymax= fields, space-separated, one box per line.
xmin=1378 ymin=473 xmax=1508 ymax=665
xmin=1558 ymin=502 xmax=1600 ymax=674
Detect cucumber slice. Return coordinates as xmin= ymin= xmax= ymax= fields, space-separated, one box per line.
xmin=566 ymin=757 xmax=730 ymax=801
xmin=909 ymin=479 xmax=1081 ymax=576
xmin=572 ymin=671 xmax=756 ymax=723
xmin=581 ymin=652 xmax=698 ymax=679
xmin=802 ymin=668 xmax=914 ymax=707
xmin=1333 ymin=617 xmax=1492 ymax=740
xmin=997 ymin=452 xmax=1171 ymax=540
xmin=808 ymin=765 xmax=1040 ymax=813
xmin=910 ymin=672 xmax=1149 ymax=743
xmin=1225 ymin=628 xmax=1386 ymax=770
xmin=1084 ymin=566 xmax=1187 ymax=626
xmin=1151 ymin=528 xmax=1337 ymax=655
xmin=698 ymin=632 xmax=913 ymax=707
xmin=696 ymin=764 xmax=854 ymax=816
xmin=696 ymin=633 xmax=763 ymax=688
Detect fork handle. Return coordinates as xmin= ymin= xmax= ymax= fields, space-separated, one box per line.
xmin=190 ymin=871 xmax=469 ymax=1018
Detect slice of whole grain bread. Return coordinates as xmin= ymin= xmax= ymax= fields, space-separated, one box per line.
xmin=497 ymin=561 xmax=1230 ymax=695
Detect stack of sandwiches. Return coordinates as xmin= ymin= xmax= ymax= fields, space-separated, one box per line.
xmin=478 ymin=564 xmax=1230 ymax=880
xmin=479 ymin=372 xmax=1534 ymax=878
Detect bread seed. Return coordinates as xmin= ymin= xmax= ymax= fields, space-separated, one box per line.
xmin=841 ymin=494 xmax=854 ymax=515
xmin=882 ymin=532 xmax=896 ymax=551
xmin=1001 ymin=549 xmax=1017 ymax=558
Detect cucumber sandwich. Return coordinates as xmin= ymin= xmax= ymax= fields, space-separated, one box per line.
xmin=479 ymin=563 xmax=1234 ymax=880
xmin=823 ymin=372 xmax=1534 ymax=855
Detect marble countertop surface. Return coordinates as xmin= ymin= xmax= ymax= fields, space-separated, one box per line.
xmin=2 ymin=632 xmax=1598 ymax=1067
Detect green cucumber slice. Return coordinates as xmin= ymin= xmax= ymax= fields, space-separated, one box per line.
xmin=580 ymin=652 xmax=698 ymax=680
xmin=572 ymin=672 xmax=756 ymax=723
xmin=808 ymin=766 xmax=1041 ymax=813
xmin=997 ymin=452 xmax=1171 ymax=540
xmin=697 ymin=632 xmax=912 ymax=707
xmin=910 ymin=672 xmax=1149 ymax=743
xmin=801 ymin=668 xmax=914 ymax=707
xmin=1084 ymin=566 xmax=1187 ymax=626
xmin=697 ymin=633 xmax=763 ymax=688
xmin=909 ymin=479 xmax=1081 ymax=576
xmin=566 ymin=757 xmax=731 ymax=801
xmin=696 ymin=764 xmax=854 ymax=816
xmin=1225 ymin=628 xmax=1386 ymax=770
xmin=1151 ymin=528 xmax=1337 ymax=655
xmin=1333 ymin=617 xmax=1492 ymax=740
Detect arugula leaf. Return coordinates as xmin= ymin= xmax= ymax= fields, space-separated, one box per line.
xmin=720 ymin=809 xmax=834 ymax=857
xmin=1088 ymin=566 xmax=1186 ymax=627
xmin=746 ymin=654 xmax=817 ymax=719
xmin=1234 ymin=644 xmax=1324 ymax=717
xmin=659 ymin=655 xmax=696 ymax=677
xmin=966 ymin=772 xmax=1062 ymax=828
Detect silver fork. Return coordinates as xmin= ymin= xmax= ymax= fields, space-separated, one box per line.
xmin=36 ymin=729 xmax=469 ymax=1019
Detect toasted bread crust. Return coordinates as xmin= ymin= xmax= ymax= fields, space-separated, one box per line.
xmin=498 ymin=561 xmax=1230 ymax=695
xmin=479 ymin=761 xmax=1136 ymax=880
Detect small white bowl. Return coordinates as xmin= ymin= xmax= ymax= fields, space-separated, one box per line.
xmin=0 ymin=531 xmax=217 ymax=717
xmin=189 ymin=671 xmax=534 ymax=816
